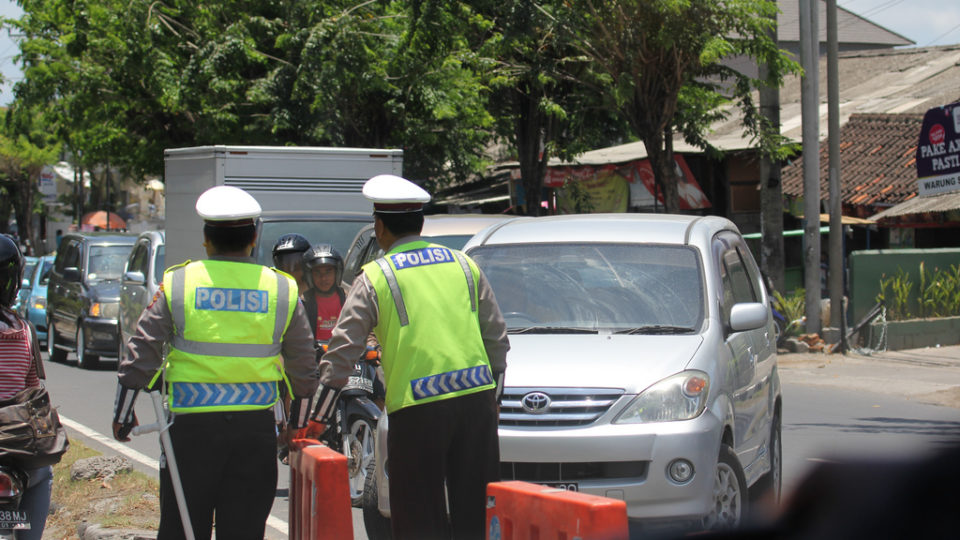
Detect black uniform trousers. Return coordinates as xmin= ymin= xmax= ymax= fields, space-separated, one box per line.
xmin=158 ymin=408 xmax=277 ymax=540
xmin=387 ymin=388 xmax=500 ymax=540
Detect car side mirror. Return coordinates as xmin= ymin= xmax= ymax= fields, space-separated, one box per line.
xmin=63 ymin=267 xmax=81 ymax=282
xmin=123 ymin=270 xmax=146 ymax=285
xmin=729 ymin=302 xmax=768 ymax=333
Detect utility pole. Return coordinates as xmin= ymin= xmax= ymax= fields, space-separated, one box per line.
xmin=800 ymin=0 xmax=821 ymax=336
xmin=827 ymin=0 xmax=847 ymax=352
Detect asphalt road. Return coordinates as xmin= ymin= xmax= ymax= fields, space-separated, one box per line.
xmin=41 ymin=350 xmax=960 ymax=539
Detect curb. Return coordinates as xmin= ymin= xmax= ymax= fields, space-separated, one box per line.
xmin=78 ymin=522 xmax=156 ymax=540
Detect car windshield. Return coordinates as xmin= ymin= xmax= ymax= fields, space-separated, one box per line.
xmin=470 ymin=243 xmax=704 ymax=333
xmin=153 ymin=245 xmax=166 ymax=284
xmin=23 ymin=261 xmax=37 ymax=283
xmin=256 ymin=220 xmax=371 ymax=267
xmin=36 ymin=260 xmax=54 ymax=285
xmin=87 ymin=245 xmax=132 ymax=281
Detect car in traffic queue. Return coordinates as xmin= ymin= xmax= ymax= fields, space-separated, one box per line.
xmin=47 ymin=232 xmax=137 ymax=368
xmin=118 ymin=231 xmax=165 ymax=361
xmin=363 ymin=214 xmax=782 ymax=536
xmin=12 ymin=256 xmax=38 ymax=315
xmin=17 ymin=255 xmax=55 ymax=344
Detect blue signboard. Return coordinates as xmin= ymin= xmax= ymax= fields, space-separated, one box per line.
xmin=916 ymin=102 xmax=960 ymax=196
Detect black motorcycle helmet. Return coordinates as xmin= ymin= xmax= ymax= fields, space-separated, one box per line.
xmin=302 ymin=243 xmax=344 ymax=291
xmin=0 ymin=234 xmax=24 ymax=308
xmin=272 ymin=233 xmax=311 ymax=273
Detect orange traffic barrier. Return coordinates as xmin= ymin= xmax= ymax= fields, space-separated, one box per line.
xmin=486 ymin=481 xmax=629 ymax=540
xmin=288 ymin=439 xmax=354 ymax=540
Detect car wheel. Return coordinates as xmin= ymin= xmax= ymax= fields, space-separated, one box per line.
xmin=77 ymin=324 xmax=100 ymax=369
xmin=345 ymin=417 xmax=376 ymax=507
xmin=47 ymin=319 xmax=67 ymax=363
xmin=751 ymin=413 xmax=782 ymax=507
xmin=362 ymin=460 xmax=392 ymax=540
xmin=703 ymin=444 xmax=748 ymax=531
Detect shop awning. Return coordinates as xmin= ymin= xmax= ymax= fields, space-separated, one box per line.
xmin=870 ymin=190 xmax=960 ymax=220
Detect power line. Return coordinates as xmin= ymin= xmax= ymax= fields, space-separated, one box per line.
xmin=923 ymin=20 xmax=960 ymax=47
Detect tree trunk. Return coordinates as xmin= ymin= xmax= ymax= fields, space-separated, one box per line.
xmin=641 ymin=129 xmax=680 ymax=213
xmin=516 ymin=89 xmax=548 ymax=216
xmin=14 ymin=174 xmax=36 ymax=256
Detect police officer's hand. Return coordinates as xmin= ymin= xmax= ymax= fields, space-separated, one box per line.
xmin=112 ymin=413 xmax=138 ymax=442
xmin=292 ymin=420 xmax=328 ymax=442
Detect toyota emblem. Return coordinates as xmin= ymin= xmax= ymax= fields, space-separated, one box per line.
xmin=521 ymin=392 xmax=551 ymax=414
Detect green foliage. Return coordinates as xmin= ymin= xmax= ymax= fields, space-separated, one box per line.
xmin=877 ymin=268 xmax=913 ymax=321
xmin=772 ymin=288 xmax=805 ymax=337
xmin=876 ymin=262 xmax=960 ymax=321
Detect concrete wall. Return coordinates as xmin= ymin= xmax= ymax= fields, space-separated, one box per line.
xmin=848 ymin=248 xmax=960 ymax=326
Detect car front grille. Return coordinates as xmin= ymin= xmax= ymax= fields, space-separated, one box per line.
xmin=499 ymin=387 xmax=624 ymax=426
xmin=501 ymin=461 xmax=648 ymax=482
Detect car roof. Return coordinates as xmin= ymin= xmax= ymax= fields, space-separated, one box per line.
xmin=420 ymin=214 xmax=513 ymax=236
xmin=64 ymin=232 xmax=137 ymax=244
xmin=467 ymin=213 xmax=738 ymax=248
xmin=258 ymin=211 xmax=371 ymax=222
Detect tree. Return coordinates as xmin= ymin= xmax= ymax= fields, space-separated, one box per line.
xmin=575 ymin=0 xmax=798 ymax=212
xmin=0 ymin=103 xmax=61 ymax=254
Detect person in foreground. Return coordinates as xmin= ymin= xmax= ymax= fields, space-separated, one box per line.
xmin=111 ymin=186 xmax=318 ymax=540
xmin=314 ymin=174 xmax=510 ymax=540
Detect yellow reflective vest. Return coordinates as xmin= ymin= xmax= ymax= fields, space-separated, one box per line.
xmin=363 ymin=241 xmax=494 ymax=414
xmin=154 ymin=259 xmax=298 ymax=413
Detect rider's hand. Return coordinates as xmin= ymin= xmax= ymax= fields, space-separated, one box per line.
xmin=112 ymin=413 xmax=138 ymax=442
xmin=293 ymin=419 xmax=328 ymax=441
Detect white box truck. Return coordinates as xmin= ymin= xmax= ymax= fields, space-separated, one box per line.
xmin=164 ymin=145 xmax=402 ymax=267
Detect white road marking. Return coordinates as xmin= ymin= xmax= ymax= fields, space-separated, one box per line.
xmin=59 ymin=415 xmax=290 ymax=537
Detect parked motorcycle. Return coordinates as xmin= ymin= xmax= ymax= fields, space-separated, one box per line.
xmin=317 ymin=343 xmax=384 ymax=507
xmin=0 ymin=464 xmax=29 ymax=538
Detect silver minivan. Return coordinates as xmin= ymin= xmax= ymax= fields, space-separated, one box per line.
xmin=364 ymin=214 xmax=781 ymax=535
xmin=118 ymin=230 xmax=165 ymax=360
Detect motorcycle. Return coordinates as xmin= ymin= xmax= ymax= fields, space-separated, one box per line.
xmin=0 ymin=464 xmax=30 ymax=538
xmin=317 ymin=343 xmax=384 ymax=507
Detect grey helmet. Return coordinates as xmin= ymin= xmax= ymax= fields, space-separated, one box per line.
xmin=302 ymin=243 xmax=344 ymax=291
xmin=0 ymin=234 xmax=24 ymax=308
xmin=272 ymin=233 xmax=310 ymax=273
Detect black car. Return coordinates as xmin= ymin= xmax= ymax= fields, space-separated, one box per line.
xmin=47 ymin=232 xmax=137 ymax=368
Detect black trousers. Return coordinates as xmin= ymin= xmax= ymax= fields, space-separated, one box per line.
xmin=158 ymin=409 xmax=278 ymax=540
xmin=387 ymin=389 xmax=500 ymax=540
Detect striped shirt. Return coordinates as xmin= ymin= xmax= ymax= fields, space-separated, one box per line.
xmin=0 ymin=312 xmax=40 ymax=400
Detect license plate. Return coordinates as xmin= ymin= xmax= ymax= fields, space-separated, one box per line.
xmin=0 ymin=508 xmax=29 ymax=529
xmin=541 ymin=482 xmax=579 ymax=491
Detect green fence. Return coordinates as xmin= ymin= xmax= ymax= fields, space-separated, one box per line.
xmin=848 ymin=248 xmax=960 ymax=326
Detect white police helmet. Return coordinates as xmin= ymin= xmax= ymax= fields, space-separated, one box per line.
xmin=363 ymin=174 xmax=431 ymax=213
xmin=196 ymin=185 xmax=262 ymax=223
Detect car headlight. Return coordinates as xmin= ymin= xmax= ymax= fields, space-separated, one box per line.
xmin=614 ymin=371 xmax=709 ymax=424
xmin=31 ymin=297 xmax=46 ymax=310
xmin=90 ymin=302 xmax=120 ymax=319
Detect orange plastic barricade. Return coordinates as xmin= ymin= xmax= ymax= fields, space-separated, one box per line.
xmin=288 ymin=439 xmax=354 ymax=540
xmin=486 ymin=481 xmax=629 ymax=540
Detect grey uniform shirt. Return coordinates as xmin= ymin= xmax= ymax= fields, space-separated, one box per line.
xmin=118 ymin=255 xmax=319 ymax=398
xmin=319 ymin=235 xmax=509 ymax=388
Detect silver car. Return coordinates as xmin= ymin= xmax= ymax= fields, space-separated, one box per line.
xmin=364 ymin=214 xmax=781 ymax=535
xmin=118 ymin=230 xmax=165 ymax=360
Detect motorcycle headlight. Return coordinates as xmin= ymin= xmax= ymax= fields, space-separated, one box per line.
xmin=614 ymin=371 xmax=709 ymax=424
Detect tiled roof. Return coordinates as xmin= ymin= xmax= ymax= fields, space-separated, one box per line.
xmin=781 ymin=113 xmax=923 ymax=208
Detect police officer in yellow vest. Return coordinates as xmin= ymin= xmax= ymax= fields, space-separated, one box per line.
xmin=112 ymin=185 xmax=319 ymax=540
xmin=315 ymin=174 xmax=510 ymax=540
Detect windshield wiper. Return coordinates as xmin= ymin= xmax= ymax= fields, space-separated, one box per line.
xmin=508 ymin=326 xmax=599 ymax=335
xmin=614 ymin=325 xmax=695 ymax=335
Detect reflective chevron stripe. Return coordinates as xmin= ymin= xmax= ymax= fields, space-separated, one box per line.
xmin=410 ymin=365 xmax=493 ymax=400
xmin=170 ymin=381 xmax=278 ymax=410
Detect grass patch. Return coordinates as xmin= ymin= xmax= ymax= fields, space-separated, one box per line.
xmin=44 ymin=440 xmax=160 ymax=539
